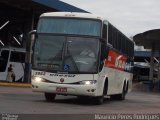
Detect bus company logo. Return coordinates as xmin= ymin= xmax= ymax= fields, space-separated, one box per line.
xmin=60 ymin=78 xmax=64 ymax=83
xmin=115 ymin=56 xmax=125 ymax=69
xmin=50 ymin=73 xmax=75 ymax=77
xmin=115 ymin=56 xmax=131 ymax=71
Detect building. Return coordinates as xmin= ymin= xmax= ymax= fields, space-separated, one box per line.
xmin=0 ymin=0 xmax=88 ymax=47
xmin=134 ymin=29 xmax=160 ymax=91
xmin=0 ymin=0 xmax=88 ymax=83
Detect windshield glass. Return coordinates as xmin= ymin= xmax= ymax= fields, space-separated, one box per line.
xmin=64 ymin=37 xmax=99 ymax=73
xmin=33 ymin=35 xmax=100 ymax=73
xmin=37 ymin=18 xmax=101 ymax=37
xmin=33 ymin=35 xmax=65 ymax=71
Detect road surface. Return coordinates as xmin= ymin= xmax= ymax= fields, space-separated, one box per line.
xmin=0 ymin=86 xmax=160 ymax=120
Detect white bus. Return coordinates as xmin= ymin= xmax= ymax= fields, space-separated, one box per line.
xmin=0 ymin=47 xmax=25 ymax=82
xmin=31 ymin=12 xmax=134 ymax=104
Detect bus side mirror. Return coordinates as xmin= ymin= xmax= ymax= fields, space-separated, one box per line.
xmin=104 ymin=46 xmax=109 ymax=59
xmin=29 ymin=30 xmax=37 ymax=34
xmin=26 ymin=30 xmax=37 ymax=53
xmin=29 ymin=30 xmax=37 ymax=50
xmin=101 ymin=45 xmax=109 ymax=60
xmin=99 ymin=44 xmax=109 ymax=71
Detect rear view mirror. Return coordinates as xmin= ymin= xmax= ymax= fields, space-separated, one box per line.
xmin=101 ymin=44 xmax=109 ymax=60
xmin=29 ymin=30 xmax=37 ymax=34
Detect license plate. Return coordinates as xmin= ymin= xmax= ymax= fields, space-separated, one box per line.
xmin=56 ymin=87 xmax=67 ymax=92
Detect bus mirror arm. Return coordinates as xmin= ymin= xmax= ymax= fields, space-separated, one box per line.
xmin=28 ymin=30 xmax=37 ymax=53
xmin=29 ymin=30 xmax=37 ymax=40
xmin=29 ymin=30 xmax=37 ymax=35
xmin=28 ymin=30 xmax=37 ymax=37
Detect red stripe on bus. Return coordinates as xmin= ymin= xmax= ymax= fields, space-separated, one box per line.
xmin=104 ymin=50 xmax=127 ymax=71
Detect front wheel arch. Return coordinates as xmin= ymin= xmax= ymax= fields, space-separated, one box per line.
xmin=110 ymin=80 xmax=127 ymax=100
xmin=103 ymin=78 xmax=108 ymax=95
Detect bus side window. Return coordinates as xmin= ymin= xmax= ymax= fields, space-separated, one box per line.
xmin=10 ymin=51 xmax=25 ymax=63
xmin=0 ymin=50 xmax=9 ymax=72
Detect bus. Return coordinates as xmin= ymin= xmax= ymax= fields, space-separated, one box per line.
xmin=0 ymin=47 xmax=25 ymax=82
xmin=31 ymin=12 xmax=134 ymax=104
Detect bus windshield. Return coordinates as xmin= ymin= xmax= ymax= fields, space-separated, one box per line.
xmin=33 ymin=35 xmax=100 ymax=73
xmin=37 ymin=18 xmax=101 ymax=37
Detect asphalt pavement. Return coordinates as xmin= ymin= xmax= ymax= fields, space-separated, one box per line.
xmin=0 ymin=82 xmax=160 ymax=120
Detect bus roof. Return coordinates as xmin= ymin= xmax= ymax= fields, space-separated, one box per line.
xmin=40 ymin=12 xmax=104 ymax=20
xmin=39 ymin=12 xmax=132 ymax=43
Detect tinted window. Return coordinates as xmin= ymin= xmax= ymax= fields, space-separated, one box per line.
xmin=33 ymin=34 xmax=100 ymax=73
xmin=108 ymin=24 xmax=112 ymax=44
xmin=10 ymin=51 xmax=25 ymax=63
xmin=108 ymin=23 xmax=134 ymax=58
xmin=0 ymin=50 xmax=9 ymax=72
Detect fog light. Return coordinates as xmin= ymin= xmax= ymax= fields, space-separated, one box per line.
xmin=91 ymin=89 xmax=95 ymax=92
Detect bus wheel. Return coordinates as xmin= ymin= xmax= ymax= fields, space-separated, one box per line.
xmin=93 ymin=96 xmax=104 ymax=105
xmin=110 ymin=84 xmax=126 ymax=100
xmin=120 ymin=84 xmax=127 ymax=100
xmin=94 ymin=81 xmax=108 ymax=105
xmin=44 ymin=93 xmax=56 ymax=102
xmin=125 ymin=82 xmax=129 ymax=93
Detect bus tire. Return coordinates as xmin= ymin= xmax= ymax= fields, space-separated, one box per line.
xmin=94 ymin=96 xmax=104 ymax=105
xmin=103 ymin=79 xmax=108 ymax=95
xmin=44 ymin=93 xmax=56 ymax=102
xmin=110 ymin=83 xmax=126 ymax=100
xmin=94 ymin=80 xmax=107 ymax=105
xmin=125 ymin=81 xmax=129 ymax=93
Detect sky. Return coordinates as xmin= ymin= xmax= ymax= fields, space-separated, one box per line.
xmin=61 ymin=0 xmax=160 ymax=38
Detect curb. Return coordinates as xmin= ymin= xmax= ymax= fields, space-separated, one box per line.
xmin=0 ymin=82 xmax=31 ymax=87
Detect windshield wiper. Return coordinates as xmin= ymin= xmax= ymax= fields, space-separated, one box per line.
xmin=49 ymin=43 xmax=65 ymax=63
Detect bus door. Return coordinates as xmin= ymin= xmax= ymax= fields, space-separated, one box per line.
xmin=0 ymin=50 xmax=10 ymax=81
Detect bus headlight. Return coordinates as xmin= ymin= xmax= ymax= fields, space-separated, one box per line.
xmin=80 ymin=80 xmax=97 ymax=85
xmin=32 ymin=77 xmax=43 ymax=82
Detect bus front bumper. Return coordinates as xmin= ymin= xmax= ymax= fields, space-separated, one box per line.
xmin=32 ymin=81 xmax=98 ymax=97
